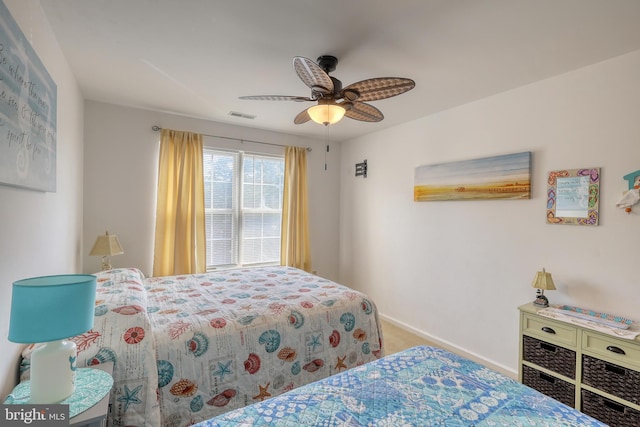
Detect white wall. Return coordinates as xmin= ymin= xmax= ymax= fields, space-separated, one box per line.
xmin=339 ymin=50 xmax=640 ymax=375
xmin=0 ymin=0 xmax=84 ymax=398
xmin=83 ymin=101 xmax=341 ymax=280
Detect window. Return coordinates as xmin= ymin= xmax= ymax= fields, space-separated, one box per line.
xmin=203 ymin=148 xmax=284 ymax=269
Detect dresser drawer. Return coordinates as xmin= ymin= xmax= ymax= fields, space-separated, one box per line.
xmin=582 ymin=355 xmax=640 ymax=405
xmin=523 ymin=335 xmax=576 ymax=379
xmin=522 ymin=313 xmax=577 ymax=348
xmin=582 ymin=331 xmax=640 ymax=370
xmin=522 ymin=365 xmax=575 ymax=407
xmin=581 ymin=389 xmax=640 ymax=427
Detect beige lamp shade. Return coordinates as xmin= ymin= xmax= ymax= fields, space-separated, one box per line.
xmin=308 ymin=102 xmax=346 ymax=126
xmin=90 ymin=231 xmax=123 ymax=256
xmin=90 ymin=231 xmax=123 ymax=270
xmin=531 ymin=268 xmax=556 ymax=291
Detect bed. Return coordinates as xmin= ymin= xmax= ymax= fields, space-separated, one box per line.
xmin=18 ymin=266 xmax=383 ymax=427
xmin=194 ymin=345 xmax=606 ymax=427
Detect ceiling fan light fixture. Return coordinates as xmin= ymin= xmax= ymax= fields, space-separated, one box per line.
xmin=241 ymin=56 xmax=414 ymax=125
xmin=308 ymin=103 xmax=345 ymax=126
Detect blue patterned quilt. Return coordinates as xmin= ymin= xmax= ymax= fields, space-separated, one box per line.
xmin=194 ymin=345 xmax=606 ymax=426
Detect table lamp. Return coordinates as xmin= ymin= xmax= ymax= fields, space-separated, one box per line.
xmin=8 ymin=274 xmax=97 ymax=403
xmin=531 ymin=267 xmax=556 ymax=307
xmin=89 ymin=230 xmax=124 ymax=270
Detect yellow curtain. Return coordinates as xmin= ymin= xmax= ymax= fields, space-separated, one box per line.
xmin=153 ymin=129 xmax=206 ymax=276
xmin=280 ymin=146 xmax=311 ymax=271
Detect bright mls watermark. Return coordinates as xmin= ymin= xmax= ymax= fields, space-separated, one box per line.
xmin=1 ymin=405 xmax=68 ymax=426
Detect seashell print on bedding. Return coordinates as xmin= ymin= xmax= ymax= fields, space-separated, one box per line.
xmin=236 ymin=314 xmax=258 ymax=326
xmin=86 ymin=347 xmax=116 ymax=366
xmin=291 ymin=361 xmax=301 ymax=375
xmin=288 ymin=311 xmax=304 ymax=329
xmin=277 ymin=347 xmax=297 ymax=362
xmin=244 ymin=353 xmax=261 ymax=374
xmin=362 ymin=342 xmax=371 ymax=354
xmin=302 ymin=359 xmax=324 ymax=373
xmin=340 ymin=312 xmax=356 ymax=332
xmin=190 ymin=395 xmax=204 ymax=412
xmin=170 ymin=379 xmax=198 ymax=397
xmin=272 ymin=374 xmax=286 ymax=390
xmin=207 ymin=389 xmax=236 ymax=407
xmin=195 ymin=308 xmax=219 ymax=316
xmin=187 ymin=332 xmax=209 ymax=357
xmin=361 ymin=298 xmax=374 ymax=315
xmin=94 ymin=304 xmax=109 ymax=316
xmin=352 ymin=328 xmax=366 ymax=342
xmin=112 ymin=304 xmax=145 ymax=315
xmin=157 ymin=360 xmax=175 ymax=388
xmin=258 ymin=330 xmax=281 ymax=353
xmin=329 ymin=330 xmax=341 ymax=348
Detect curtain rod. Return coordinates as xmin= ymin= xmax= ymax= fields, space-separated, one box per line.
xmin=151 ymin=126 xmax=311 ymax=152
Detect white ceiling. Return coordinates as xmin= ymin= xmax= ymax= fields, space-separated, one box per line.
xmin=39 ymin=0 xmax=640 ymax=142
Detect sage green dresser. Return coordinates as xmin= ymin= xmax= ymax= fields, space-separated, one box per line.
xmin=518 ymin=303 xmax=640 ymax=426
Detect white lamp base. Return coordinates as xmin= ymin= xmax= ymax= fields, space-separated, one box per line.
xmin=30 ymin=339 xmax=77 ymax=403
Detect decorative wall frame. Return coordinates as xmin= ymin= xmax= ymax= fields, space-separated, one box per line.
xmin=414 ymin=152 xmax=531 ymax=201
xmin=0 ymin=1 xmax=58 ymax=192
xmin=546 ymin=168 xmax=600 ymax=226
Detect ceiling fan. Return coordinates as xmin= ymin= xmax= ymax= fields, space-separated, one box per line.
xmin=239 ymin=55 xmax=415 ymax=126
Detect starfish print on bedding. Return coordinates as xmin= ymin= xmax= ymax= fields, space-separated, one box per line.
xmin=335 ymin=355 xmax=347 ymax=372
xmin=117 ymin=384 xmax=143 ymax=412
xmin=307 ymin=334 xmax=322 ymax=352
xmin=212 ymin=360 xmax=233 ymax=381
xmin=252 ymin=382 xmax=271 ymax=401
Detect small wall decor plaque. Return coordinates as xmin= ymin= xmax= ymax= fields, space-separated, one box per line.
xmin=355 ymin=160 xmax=367 ymax=178
xmin=546 ymin=168 xmax=600 ymax=225
xmin=0 ymin=1 xmax=58 ymax=192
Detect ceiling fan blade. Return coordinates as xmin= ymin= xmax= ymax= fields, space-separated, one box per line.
xmin=293 ymin=56 xmax=334 ymax=95
xmin=294 ymin=108 xmax=311 ymax=124
xmin=239 ymin=95 xmax=313 ymax=102
xmin=344 ymin=102 xmax=384 ymax=122
xmin=342 ymin=77 xmax=415 ymax=102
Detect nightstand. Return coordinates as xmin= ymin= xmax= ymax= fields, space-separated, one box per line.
xmin=70 ymin=362 xmax=113 ymax=427
xmin=4 ymin=362 xmax=114 ymax=427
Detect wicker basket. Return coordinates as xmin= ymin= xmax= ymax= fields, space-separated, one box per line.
xmin=581 ymin=389 xmax=640 ymax=427
xmin=522 ymin=365 xmax=575 ymax=407
xmin=582 ymin=355 xmax=640 ymax=405
xmin=523 ymin=335 xmax=576 ymax=379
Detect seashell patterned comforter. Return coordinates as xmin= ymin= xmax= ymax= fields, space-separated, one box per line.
xmin=22 ymin=266 xmax=383 ymax=426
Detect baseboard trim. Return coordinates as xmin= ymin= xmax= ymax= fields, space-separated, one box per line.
xmin=379 ymin=313 xmax=517 ymax=380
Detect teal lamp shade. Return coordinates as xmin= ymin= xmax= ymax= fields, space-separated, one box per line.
xmin=8 ymin=274 xmax=97 ymax=403
xmin=9 ymin=274 xmax=97 ymax=343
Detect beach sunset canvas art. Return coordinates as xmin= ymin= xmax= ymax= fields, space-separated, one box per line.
xmin=414 ymin=152 xmax=531 ymax=201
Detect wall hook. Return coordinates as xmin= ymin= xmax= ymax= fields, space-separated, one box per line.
xmin=355 ymin=160 xmax=367 ymax=178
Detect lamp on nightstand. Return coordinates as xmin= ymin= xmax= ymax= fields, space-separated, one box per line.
xmin=8 ymin=274 xmax=97 ymax=403
xmin=531 ymin=267 xmax=556 ymax=307
xmin=89 ymin=230 xmax=124 ymax=271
